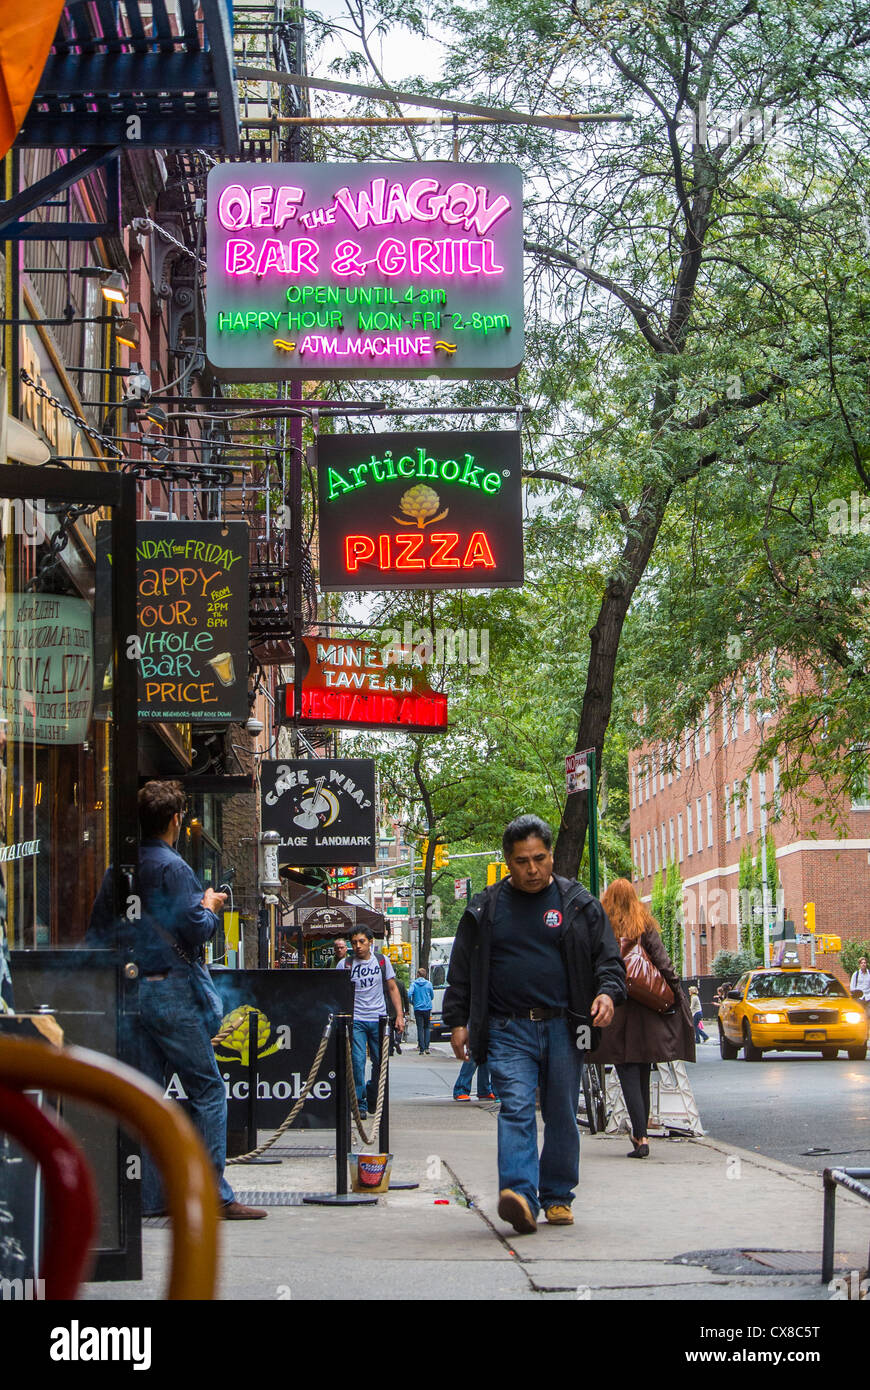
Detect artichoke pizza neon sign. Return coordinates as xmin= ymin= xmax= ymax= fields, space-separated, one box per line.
xmin=207 ymin=163 xmax=523 ymax=379
xmin=317 ymin=432 xmax=524 ymax=590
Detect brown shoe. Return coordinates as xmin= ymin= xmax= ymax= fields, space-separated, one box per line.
xmin=544 ymin=1204 xmax=574 ymax=1225
xmin=222 ymin=1200 xmax=268 ymax=1220
xmin=497 ymin=1188 xmax=538 ymax=1235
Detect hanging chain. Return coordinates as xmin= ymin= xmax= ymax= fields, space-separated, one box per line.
xmin=132 ymin=216 xmax=207 ymax=269
xmin=19 ymin=370 xmax=123 ymax=458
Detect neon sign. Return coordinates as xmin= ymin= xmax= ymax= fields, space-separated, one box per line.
xmin=280 ymin=636 xmax=448 ymax=734
xmin=317 ymin=432 xmax=524 ymax=591
xmin=206 ymin=162 xmax=523 ymax=380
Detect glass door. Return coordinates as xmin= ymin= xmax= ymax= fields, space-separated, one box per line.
xmin=0 ymin=463 xmax=140 ymax=1280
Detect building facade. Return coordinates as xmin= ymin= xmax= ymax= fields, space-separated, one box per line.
xmin=628 ymin=691 xmax=870 ymax=980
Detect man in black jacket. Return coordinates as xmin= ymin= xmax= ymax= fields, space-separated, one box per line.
xmin=443 ymin=814 xmax=625 ymax=1236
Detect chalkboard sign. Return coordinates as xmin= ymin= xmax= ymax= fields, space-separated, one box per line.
xmin=97 ymin=521 xmax=250 ymax=722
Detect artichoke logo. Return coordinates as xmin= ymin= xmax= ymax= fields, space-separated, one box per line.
xmin=392 ymin=485 xmax=449 ymax=529
xmin=212 ymin=1004 xmax=282 ymax=1064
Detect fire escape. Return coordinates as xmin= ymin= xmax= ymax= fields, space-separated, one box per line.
xmin=229 ymin=4 xmax=317 ymax=670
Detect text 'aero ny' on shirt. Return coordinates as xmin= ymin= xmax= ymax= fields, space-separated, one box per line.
xmin=339 ymin=951 xmax=396 ymax=1020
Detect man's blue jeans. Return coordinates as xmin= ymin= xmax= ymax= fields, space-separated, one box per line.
xmin=414 ymin=1010 xmax=431 ymax=1052
xmin=351 ymin=1017 xmax=384 ymax=1112
xmin=136 ymin=972 xmax=234 ymax=1210
xmin=487 ymin=1016 xmax=583 ymax=1217
xmin=453 ymin=1057 xmax=496 ymax=1098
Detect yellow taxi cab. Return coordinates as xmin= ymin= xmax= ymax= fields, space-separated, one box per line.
xmin=717 ymin=965 xmax=868 ymax=1062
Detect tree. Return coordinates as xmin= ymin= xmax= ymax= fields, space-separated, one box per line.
xmin=840 ymin=939 xmax=870 ymax=979
xmin=432 ymin=1 xmax=870 ymax=872
xmin=301 ymin=2 xmax=870 ymax=881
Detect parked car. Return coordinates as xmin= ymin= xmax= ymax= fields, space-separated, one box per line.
xmin=717 ymin=967 xmax=868 ymax=1062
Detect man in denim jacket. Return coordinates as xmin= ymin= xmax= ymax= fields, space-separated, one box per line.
xmin=90 ymin=780 xmax=265 ymax=1220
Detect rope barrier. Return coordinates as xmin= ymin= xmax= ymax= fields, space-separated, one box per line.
xmin=344 ymin=1022 xmax=389 ymax=1149
xmin=227 ymin=1013 xmax=334 ymax=1163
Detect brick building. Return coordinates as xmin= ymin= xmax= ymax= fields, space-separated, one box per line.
xmin=628 ymin=691 xmax=870 ymax=980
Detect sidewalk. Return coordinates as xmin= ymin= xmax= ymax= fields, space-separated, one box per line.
xmin=81 ymin=1065 xmax=870 ymax=1302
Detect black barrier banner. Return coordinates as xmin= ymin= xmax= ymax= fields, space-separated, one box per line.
xmin=208 ymin=969 xmax=353 ymax=1130
xmin=260 ymin=758 xmax=377 ymax=865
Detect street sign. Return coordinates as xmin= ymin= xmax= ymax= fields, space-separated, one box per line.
xmin=566 ymin=751 xmax=591 ymax=794
xmin=387 ymin=905 xmax=408 ymax=916
xmin=454 ymin=877 xmax=470 ymax=899
xmin=395 ymin=886 xmax=413 ymax=898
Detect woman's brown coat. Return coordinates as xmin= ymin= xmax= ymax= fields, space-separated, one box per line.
xmin=590 ymin=928 xmax=696 ymax=1065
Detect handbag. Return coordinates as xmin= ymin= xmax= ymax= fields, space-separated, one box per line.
xmin=620 ymin=937 xmax=675 ymax=1013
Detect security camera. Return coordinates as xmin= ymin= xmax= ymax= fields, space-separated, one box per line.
xmin=245 ymin=716 xmax=264 ymax=737
xmin=124 ymin=364 xmax=152 ymax=402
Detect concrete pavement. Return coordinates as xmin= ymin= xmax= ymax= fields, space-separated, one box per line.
xmin=81 ymin=1048 xmax=870 ymax=1302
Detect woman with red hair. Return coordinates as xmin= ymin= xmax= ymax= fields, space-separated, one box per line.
xmin=591 ymin=878 xmax=695 ymax=1157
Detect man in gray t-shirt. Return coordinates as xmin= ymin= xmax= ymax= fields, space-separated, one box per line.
xmin=339 ymin=926 xmax=405 ymax=1116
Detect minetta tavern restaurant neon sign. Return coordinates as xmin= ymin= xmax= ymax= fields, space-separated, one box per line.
xmin=280 ymin=636 xmax=448 ymax=733
xmin=317 ymin=432 xmax=524 ymax=591
xmin=206 ymin=162 xmax=523 ymax=379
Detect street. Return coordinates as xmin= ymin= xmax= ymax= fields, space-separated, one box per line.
xmin=390 ymin=1036 xmax=870 ymax=1173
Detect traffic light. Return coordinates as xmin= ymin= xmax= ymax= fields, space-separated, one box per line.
xmin=401 ymin=942 xmax=412 ymax=962
xmin=803 ymin=902 xmax=816 ymax=934
xmin=486 ymin=862 xmax=509 ymax=886
xmin=433 ymin=843 xmax=449 ymax=869
xmin=818 ymin=934 xmax=842 ymax=953
xmin=420 ymin=838 xmax=429 ymax=866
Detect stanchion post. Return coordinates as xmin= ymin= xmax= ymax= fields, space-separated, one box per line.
xmin=246 ymin=1010 xmax=258 ymax=1152
xmin=378 ymin=1013 xmax=389 ymax=1154
xmin=336 ymin=1012 xmax=350 ymax=1196
xmin=378 ymin=1014 xmax=419 ymax=1191
xmin=821 ymin=1169 xmax=836 ymax=1284
xmin=303 ymin=1012 xmax=376 ymax=1205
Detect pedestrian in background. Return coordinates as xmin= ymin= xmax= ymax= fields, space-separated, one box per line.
xmin=333 ymin=937 xmax=348 ymax=967
xmin=89 ymin=781 xmax=265 ymax=1219
xmin=338 ymin=926 xmax=404 ymax=1118
xmin=453 ymin=1055 xmax=497 ymax=1102
xmin=850 ymin=955 xmax=870 ymax=1012
xmin=392 ymin=970 xmax=410 ymax=1054
xmin=590 ymin=878 xmax=695 ymax=1159
xmin=689 ymin=985 xmax=709 ymax=1043
xmin=409 ymin=967 xmax=434 ymax=1053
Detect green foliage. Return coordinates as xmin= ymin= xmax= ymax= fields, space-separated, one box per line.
xmin=840 ymin=940 xmax=870 ymax=978
xmin=712 ymin=947 xmax=761 ymax=979
xmin=299 ymin=0 xmax=870 ymax=883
